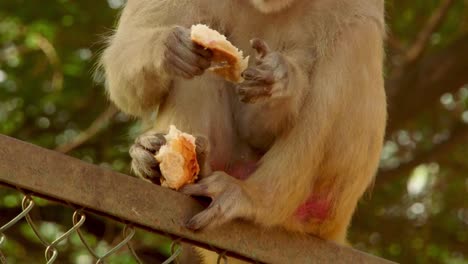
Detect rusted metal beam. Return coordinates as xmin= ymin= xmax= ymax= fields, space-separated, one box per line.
xmin=0 ymin=134 xmax=394 ymax=264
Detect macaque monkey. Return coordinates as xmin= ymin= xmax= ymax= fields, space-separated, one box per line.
xmin=101 ymin=0 xmax=386 ymax=261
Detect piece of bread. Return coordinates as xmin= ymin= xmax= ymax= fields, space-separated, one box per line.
xmin=191 ymin=24 xmax=249 ymax=83
xmin=155 ymin=125 xmax=200 ymax=190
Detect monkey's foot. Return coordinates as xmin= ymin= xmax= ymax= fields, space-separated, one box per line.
xmin=180 ymin=171 xmax=254 ymax=230
xmin=236 ymin=38 xmax=289 ymax=103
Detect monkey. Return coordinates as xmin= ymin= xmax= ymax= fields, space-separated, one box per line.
xmin=101 ymin=0 xmax=386 ymax=262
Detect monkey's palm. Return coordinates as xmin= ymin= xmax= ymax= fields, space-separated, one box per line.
xmin=237 ymin=39 xmax=289 ymax=103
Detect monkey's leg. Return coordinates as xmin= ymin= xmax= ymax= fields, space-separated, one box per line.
xmin=177 ymin=243 xmax=204 ymax=264
xmin=312 ymin=198 xmax=358 ymax=245
xmin=196 ymin=248 xmax=251 ymax=264
xmin=130 ymin=132 xmax=211 ymax=182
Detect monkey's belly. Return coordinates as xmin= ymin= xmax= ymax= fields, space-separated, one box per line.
xmin=212 ymin=161 xmax=331 ymax=221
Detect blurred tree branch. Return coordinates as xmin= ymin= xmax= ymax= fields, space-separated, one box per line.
xmin=386 ymin=32 xmax=406 ymax=55
xmin=35 ymin=34 xmax=63 ymax=91
xmin=405 ymin=0 xmax=457 ymax=64
xmin=376 ymin=123 xmax=468 ymax=186
xmin=386 ymin=33 xmax=468 ymax=133
xmin=55 ymin=105 xmax=119 ymax=153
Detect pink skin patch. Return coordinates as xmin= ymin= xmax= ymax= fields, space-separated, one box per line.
xmin=211 ymin=160 xmax=330 ymax=222
xmin=294 ymin=195 xmax=330 ymax=222
xmin=210 ymin=160 xmax=259 ymax=180
xmin=226 ymin=161 xmax=259 ymax=180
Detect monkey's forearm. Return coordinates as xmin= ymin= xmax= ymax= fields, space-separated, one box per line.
xmin=235 ymin=50 xmax=313 ymax=149
xmin=282 ymin=51 xmax=313 ymax=115
xmin=101 ymin=0 xmax=210 ymax=116
xmin=102 ymin=27 xmax=172 ymax=116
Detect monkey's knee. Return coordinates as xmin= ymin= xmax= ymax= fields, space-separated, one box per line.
xmin=176 ymin=243 xmax=204 ymax=264
xmin=316 ymin=219 xmax=350 ymax=245
xmin=196 ymin=248 xmax=250 ymax=264
xmin=318 ymin=228 xmax=347 ymax=245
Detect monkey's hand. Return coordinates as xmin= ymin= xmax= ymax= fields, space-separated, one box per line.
xmin=130 ymin=132 xmax=210 ymax=183
xmin=236 ymin=39 xmax=289 ymax=103
xmin=180 ymin=171 xmax=254 ymax=230
xmin=163 ymin=26 xmax=213 ymax=79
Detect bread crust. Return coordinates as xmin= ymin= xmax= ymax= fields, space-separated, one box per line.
xmin=155 ymin=126 xmax=200 ymax=190
xmin=191 ymin=24 xmax=248 ymax=83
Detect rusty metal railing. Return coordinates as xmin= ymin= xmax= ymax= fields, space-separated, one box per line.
xmin=0 ymin=134 xmax=394 ymax=263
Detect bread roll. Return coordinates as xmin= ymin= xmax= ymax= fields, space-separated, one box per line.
xmin=155 ymin=125 xmax=200 ymax=190
xmin=191 ymin=24 xmax=249 ymax=83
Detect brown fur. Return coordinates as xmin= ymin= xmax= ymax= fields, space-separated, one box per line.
xmin=101 ymin=0 xmax=386 ymax=261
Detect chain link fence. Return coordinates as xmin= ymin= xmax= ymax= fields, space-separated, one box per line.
xmin=0 ymin=186 xmax=250 ymax=264
xmin=0 ymin=187 xmax=234 ymax=264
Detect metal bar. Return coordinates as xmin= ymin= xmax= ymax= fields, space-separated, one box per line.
xmin=0 ymin=134 xmax=394 ymax=264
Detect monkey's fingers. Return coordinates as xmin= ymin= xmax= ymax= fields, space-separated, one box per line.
xmin=185 ymin=204 xmax=222 ymax=231
xmin=236 ymin=82 xmax=273 ymax=103
xmin=165 ymin=42 xmax=212 ymax=70
xmin=181 ymin=181 xmax=225 ymax=230
xmin=130 ymin=145 xmax=162 ymax=182
xmin=179 ymin=183 xmax=210 ymax=196
xmin=180 ymin=175 xmax=224 ymax=197
xmin=164 ymin=49 xmax=206 ymax=79
xmin=241 ymin=67 xmax=275 ymax=84
xmin=172 ymin=26 xmax=213 ymax=59
xmin=130 ymin=132 xmax=167 ymax=182
xmin=130 ymin=145 xmax=159 ymax=168
xmin=250 ymin=38 xmax=271 ymax=61
xmin=134 ymin=133 xmax=166 ymax=154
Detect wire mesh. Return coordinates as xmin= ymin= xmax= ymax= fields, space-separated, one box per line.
xmin=0 ymin=187 xmax=237 ymax=264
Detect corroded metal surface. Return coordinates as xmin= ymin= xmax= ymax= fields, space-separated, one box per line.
xmin=0 ymin=134 xmax=395 ymax=264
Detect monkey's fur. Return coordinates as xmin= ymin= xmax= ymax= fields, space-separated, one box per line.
xmin=102 ymin=0 xmax=386 ymax=262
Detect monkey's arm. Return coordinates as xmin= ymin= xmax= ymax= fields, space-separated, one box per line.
xmin=234 ymin=40 xmax=314 ymax=149
xmin=245 ymin=20 xmax=385 ymax=227
xmin=101 ymin=1 xmax=171 ymax=116
xmin=237 ymin=39 xmax=312 ymax=108
xmin=101 ymin=0 xmax=211 ymax=117
xmin=182 ymin=20 xmax=386 ymax=233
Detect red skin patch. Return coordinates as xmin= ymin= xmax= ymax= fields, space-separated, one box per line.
xmin=294 ymin=195 xmax=330 ymax=222
xmin=226 ymin=161 xmax=259 ymax=180
xmin=211 ymin=160 xmax=330 ymax=221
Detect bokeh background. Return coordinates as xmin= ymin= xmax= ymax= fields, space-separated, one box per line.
xmin=0 ymin=0 xmax=467 ymax=263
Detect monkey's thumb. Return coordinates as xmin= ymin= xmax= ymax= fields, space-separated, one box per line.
xmin=250 ymin=38 xmax=271 ymax=60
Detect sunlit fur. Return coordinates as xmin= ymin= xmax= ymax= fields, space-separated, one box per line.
xmin=101 ymin=0 xmax=386 ymax=262
xmin=249 ymin=0 xmax=297 ymax=13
